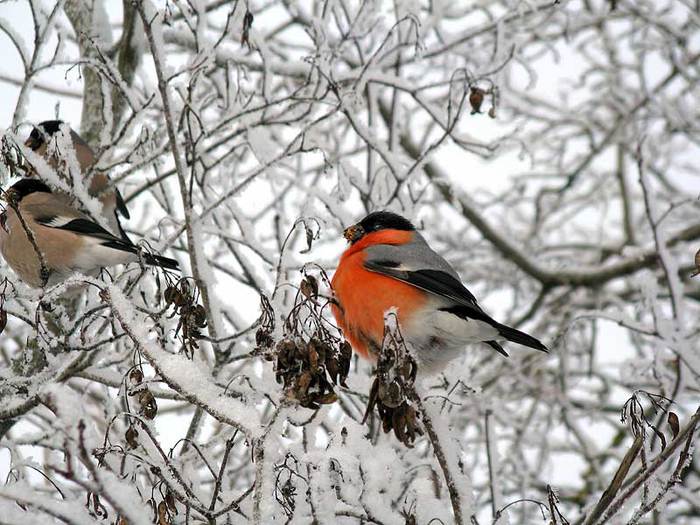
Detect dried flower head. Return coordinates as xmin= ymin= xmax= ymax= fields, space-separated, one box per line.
xmin=272 ymin=270 xmax=350 ymax=409
xmin=363 ymin=311 xmax=422 ymax=446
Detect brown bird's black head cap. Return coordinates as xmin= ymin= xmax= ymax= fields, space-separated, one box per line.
xmin=3 ymin=179 xmax=52 ymax=203
xmin=26 ymin=120 xmax=65 ymax=150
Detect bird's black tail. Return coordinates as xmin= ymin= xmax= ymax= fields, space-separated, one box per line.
xmin=495 ymin=323 xmax=547 ymax=352
xmin=142 ymin=253 xmax=179 ymax=270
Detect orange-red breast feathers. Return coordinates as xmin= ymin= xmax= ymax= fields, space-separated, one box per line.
xmin=331 ymin=229 xmax=427 ymax=359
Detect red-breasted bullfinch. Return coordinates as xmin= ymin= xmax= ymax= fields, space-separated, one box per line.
xmin=0 ymin=179 xmax=178 ymax=288
xmin=331 ymin=211 xmax=547 ymax=373
xmin=24 ymin=120 xmax=131 ymax=241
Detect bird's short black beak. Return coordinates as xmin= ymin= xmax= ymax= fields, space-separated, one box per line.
xmin=343 ymin=224 xmax=365 ymax=244
xmin=24 ymin=136 xmax=40 ymax=151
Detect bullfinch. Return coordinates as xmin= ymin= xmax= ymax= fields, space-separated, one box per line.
xmin=331 ymin=211 xmax=547 ymax=373
xmin=24 ymin=120 xmax=131 ymax=241
xmin=0 ymin=179 xmax=178 ymax=288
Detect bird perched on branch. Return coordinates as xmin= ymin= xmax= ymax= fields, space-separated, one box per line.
xmin=0 ymin=179 xmax=178 ymax=288
xmin=23 ymin=120 xmax=131 ymax=240
xmin=331 ymin=211 xmax=547 ymax=373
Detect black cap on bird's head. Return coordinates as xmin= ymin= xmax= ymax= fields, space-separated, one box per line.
xmin=2 ymin=178 xmax=52 ymax=204
xmin=343 ymin=211 xmax=415 ymax=243
xmin=25 ymin=120 xmax=66 ymax=151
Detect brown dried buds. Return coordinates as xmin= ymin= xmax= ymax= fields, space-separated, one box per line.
xmin=273 ymin=272 xmax=351 ymax=409
xmin=469 ymin=85 xmax=499 ymax=118
xmin=127 ymin=366 xmax=158 ymax=422
xmin=364 ymin=311 xmax=422 ymax=446
xmin=622 ymin=390 xmax=674 ymax=449
xmin=163 ymin=278 xmax=207 ymax=357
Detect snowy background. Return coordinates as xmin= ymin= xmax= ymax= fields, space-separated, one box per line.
xmin=0 ymin=0 xmax=699 ymax=524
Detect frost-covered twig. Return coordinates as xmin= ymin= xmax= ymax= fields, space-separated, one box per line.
xmin=581 ymin=435 xmax=643 ymax=525
xmin=597 ymin=406 xmax=700 ymax=524
xmin=408 ymin=388 xmax=470 ymax=525
xmin=107 ymin=286 xmax=254 ymax=439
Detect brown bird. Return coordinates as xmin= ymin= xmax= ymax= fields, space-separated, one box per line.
xmin=0 ymin=179 xmax=178 ymax=288
xmin=24 ymin=120 xmax=131 ymax=241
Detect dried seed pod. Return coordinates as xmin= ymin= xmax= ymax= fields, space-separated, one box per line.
xmin=488 ymin=106 xmax=496 ymax=119
xmin=295 ymin=371 xmax=313 ymax=399
xmin=0 ymin=307 xmax=7 ymax=335
xmin=157 ymin=501 xmax=170 ymax=525
xmin=165 ymin=490 xmax=177 ymax=513
xmin=405 ymin=405 xmax=420 ymax=442
xmin=300 ymin=276 xmax=319 ymax=300
xmin=339 ymin=340 xmax=352 ymax=385
xmin=192 ymin=305 xmax=207 ymax=327
xmin=301 ymin=400 xmax=321 ymax=410
xmin=241 ymin=10 xmax=254 ymax=46
xmin=138 ymin=390 xmax=158 ymax=419
xmin=163 ymin=286 xmax=178 ymax=305
xmin=276 ymin=339 xmax=296 ymax=368
xmin=172 ymin=291 xmax=188 ymax=308
xmin=469 ymin=87 xmax=485 ymax=114
xmin=125 ymin=425 xmax=139 ymax=449
xmin=363 ymin=378 xmax=380 ymax=423
xmin=308 ymin=344 xmax=320 ymax=372
xmin=307 ymin=337 xmax=326 ymax=365
xmin=379 ymin=380 xmax=403 ymax=408
xmin=326 ymin=357 xmax=340 ymax=384
xmin=668 ymin=412 xmax=680 ymax=439
xmin=393 ymin=407 xmax=407 ymax=444
xmin=399 ymin=360 xmax=413 ymax=381
xmin=318 ymin=391 xmax=338 ymax=405
xmin=129 ymin=368 xmax=144 ymax=385
xmin=294 ymin=339 xmax=308 ymax=359
xmin=381 ymin=408 xmax=393 ymax=433
xmin=340 ymin=340 xmax=352 ymax=361
xmin=256 ymin=329 xmax=274 ymax=351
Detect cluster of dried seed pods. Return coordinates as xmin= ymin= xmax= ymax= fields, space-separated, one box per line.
xmin=622 ymin=390 xmax=679 ymax=446
xmin=163 ymin=279 xmax=207 ymax=357
xmin=469 ymin=85 xmax=498 ymax=118
xmin=124 ymin=367 xmax=158 ymax=449
xmin=364 ymin=314 xmax=423 ymax=446
xmin=261 ymin=273 xmax=352 ymax=409
xmin=275 ymin=335 xmax=352 ymax=409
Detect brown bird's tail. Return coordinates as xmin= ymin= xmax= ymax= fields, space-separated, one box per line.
xmin=495 ymin=323 xmax=547 ymax=352
xmin=142 ymin=253 xmax=179 ymax=271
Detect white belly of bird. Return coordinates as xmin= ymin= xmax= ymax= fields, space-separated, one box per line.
xmin=402 ymin=306 xmax=499 ymax=374
xmin=71 ymin=238 xmax=137 ymax=272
